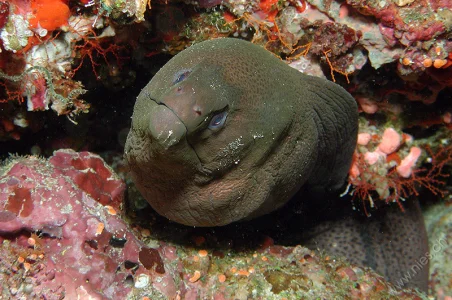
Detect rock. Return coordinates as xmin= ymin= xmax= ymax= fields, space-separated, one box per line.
xmin=0 ymin=151 xmax=428 ymax=299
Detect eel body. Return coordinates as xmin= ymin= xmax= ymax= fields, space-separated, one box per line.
xmin=125 ymin=38 xmax=357 ymax=227
xmin=298 ymin=194 xmax=429 ymax=292
xmin=125 ymin=38 xmax=429 ymax=291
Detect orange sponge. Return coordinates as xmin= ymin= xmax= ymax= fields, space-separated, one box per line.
xmin=29 ymin=0 xmax=70 ymax=31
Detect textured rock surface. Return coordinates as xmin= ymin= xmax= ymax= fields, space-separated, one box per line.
xmin=0 ymin=150 xmax=141 ymax=298
xmin=0 ymin=151 xmax=428 ymax=299
xmin=424 ymin=201 xmax=452 ymax=299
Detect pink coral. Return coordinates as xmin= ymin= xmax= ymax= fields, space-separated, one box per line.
xmin=362 ymin=128 xmax=402 ymax=165
xmin=357 ymin=132 xmax=371 ymax=146
xmin=397 ymin=146 xmax=422 ymax=178
xmin=364 ymin=151 xmax=382 ymax=165
xmin=378 ymin=128 xmax=401 ymax=154
xmin=348 ymin=123 xmax=451 ymax=209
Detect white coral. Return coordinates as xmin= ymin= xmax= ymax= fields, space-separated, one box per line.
xmin=0 ymin=14 xmax=33 ymax=53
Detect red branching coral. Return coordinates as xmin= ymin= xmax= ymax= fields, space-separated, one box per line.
xmin=71 ymin=30 xmax=124 ymax=79
xmin=0 ymin=80 xmax=26 ymax=104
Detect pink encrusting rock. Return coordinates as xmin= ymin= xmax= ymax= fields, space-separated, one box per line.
xmin=48 ymin=149 xmax=126 ymax=208
xmin=0 ymin=150 xmax=174 ymax=299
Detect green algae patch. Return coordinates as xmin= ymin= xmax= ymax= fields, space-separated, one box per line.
xmin=264 ymin=269 xmax=311 ymax=294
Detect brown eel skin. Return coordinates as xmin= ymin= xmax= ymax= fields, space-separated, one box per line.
xmin=125 ymin=38 xmax=429 ymax=292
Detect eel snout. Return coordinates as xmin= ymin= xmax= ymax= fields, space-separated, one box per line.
xmin=146 ymin=99 xmax=186 ymax=150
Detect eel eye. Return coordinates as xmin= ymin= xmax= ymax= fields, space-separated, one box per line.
xmin=173 ymin=69 xmax=191 ymax=84
xmin=208 ymin=111 xmax=228 ymax=130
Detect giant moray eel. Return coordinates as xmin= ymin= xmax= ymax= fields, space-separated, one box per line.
xmin=125 ymin=38 xmax=429 ymax=291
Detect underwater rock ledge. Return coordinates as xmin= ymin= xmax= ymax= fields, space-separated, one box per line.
xmin=0 ymin=150 xmax=427 ymax=299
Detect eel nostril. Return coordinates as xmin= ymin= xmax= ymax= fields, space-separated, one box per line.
xmin=193 ymin=105 xmax=202 ymax=116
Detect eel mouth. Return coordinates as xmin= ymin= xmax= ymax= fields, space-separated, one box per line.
xmin=145 ymin=97 xmax=212 ymax=179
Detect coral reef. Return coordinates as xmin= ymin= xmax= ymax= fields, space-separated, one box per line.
xmin=1 ymin=0 xmax=450 ymax=138
xmin=0 ymin=152 xmax=428 ymax=299
xmin=0 ymin=0 xmax=132 ymax=140
xmin=217 ymin=0 xmax=452 ymax=107
xmin=0 ymin=0 xmax=451 ymax=298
